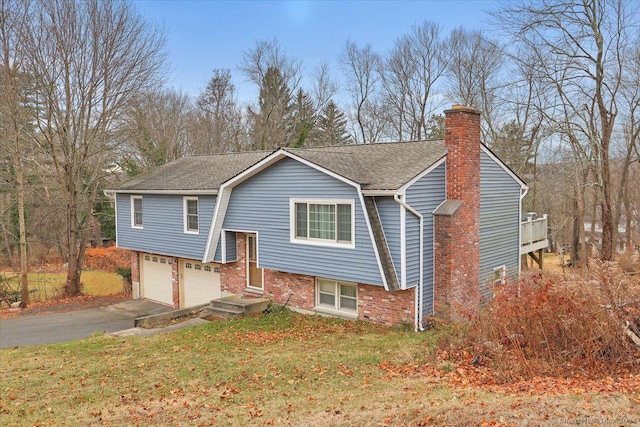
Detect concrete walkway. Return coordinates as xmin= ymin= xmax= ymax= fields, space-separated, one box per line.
xmin=0 ymin=299 xmax=172 ymax=348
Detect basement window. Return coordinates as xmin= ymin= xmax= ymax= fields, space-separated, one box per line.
xmin=316 ymin=278 xmax=358 ymax=316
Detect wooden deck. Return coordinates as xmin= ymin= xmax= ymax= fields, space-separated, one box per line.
xmin=521 ymin=215 xmax=549 ymax=269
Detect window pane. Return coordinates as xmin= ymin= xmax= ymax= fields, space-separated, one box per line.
xmin=134 ymin=198 xmax=142 ymax=212
xmin=340 ymin=283 xmax=356 ymax=298
xmin=187 ymin=215 xmax=198 ymax=231
xmin=134 ymin=212 xmax=143 ymax=226
xmin=337 ymin=204 xmax=351 ymax=242
xmin=340 ymin=296 xmax=357 ymax=310
xmin=309 ymin=204 xmax=335 ymax=240
xmin=295 ymin=203 xmax=307 ymax=238
xmin=187 ymin=200 xmax=198 ymax=215
xmin=318 ymin=279 xmax=335 ymax=294
xmin=319 ymin=293 xmax=335 ymax=306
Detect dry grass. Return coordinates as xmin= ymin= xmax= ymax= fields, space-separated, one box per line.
xmin=1 ymin=310 xmax=638 ymax=426
xmin=1 ymin=270 xmax=124 ymax=302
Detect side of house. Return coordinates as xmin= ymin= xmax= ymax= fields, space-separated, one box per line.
xmin=108 ymin=106 xmax=527 ymax=328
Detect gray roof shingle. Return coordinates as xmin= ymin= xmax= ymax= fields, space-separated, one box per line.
xmin=113 ymin=140 xmax=446 ymax=192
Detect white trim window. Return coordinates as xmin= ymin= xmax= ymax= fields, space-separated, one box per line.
xmin=184 ymin=197 xmax=199 ymax=234
xmin=291 ymin=199 xmax=354 ymax=247
xmin=492 ymin=265 xmax=507 ymax=286
xmin=131 ymin=195 xmax=143 ymax=229
xmin=316 ymin=278 xmax=357 ymax=314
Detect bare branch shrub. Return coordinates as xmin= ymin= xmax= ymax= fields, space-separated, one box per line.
xmin=469 ymin=260 xmax=640 ymax=379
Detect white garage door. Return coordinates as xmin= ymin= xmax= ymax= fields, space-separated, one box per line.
xmin=140 ymin=254 xmax=173 ymax=305
xmin=181 ymin=260 xmax=221 ymax=307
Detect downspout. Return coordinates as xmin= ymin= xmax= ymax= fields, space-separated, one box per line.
xmin=394 ymin=194 xmax=424 ymax=331
xmin=518 ymin=187 xmax=529 ymax=275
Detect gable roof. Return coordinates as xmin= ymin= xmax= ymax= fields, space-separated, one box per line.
xmin=111 ymin=140 xmax=447 ymax=193
xmin=113 ymin=151 xmax=270 ymax=193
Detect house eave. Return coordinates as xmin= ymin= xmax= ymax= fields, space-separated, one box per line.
xmin=106 ymin=189 xmax=219 ymax=195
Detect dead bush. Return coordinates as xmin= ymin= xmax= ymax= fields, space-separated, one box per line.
xmin=467 ymin=260 xmax=640 ymax=379
xmin=83 ymin=247 xmax=132 ymax=273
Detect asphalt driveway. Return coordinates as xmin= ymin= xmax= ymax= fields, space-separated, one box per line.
xmin=0 ymin=299 xmax=171 ymax=348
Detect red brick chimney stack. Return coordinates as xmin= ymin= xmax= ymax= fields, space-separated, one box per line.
xmin=433 ymin=105 xmax=481 ymax=320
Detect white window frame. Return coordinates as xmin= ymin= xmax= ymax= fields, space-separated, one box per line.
xmin=290 ymin=198 xmax=355 ymax=249
xmin=131 ymin=195 xmax=143 ymax=229
xmin=315 ymin=278 xmax=358 ymax=317
xmin=183 ymin=196 xmax=199 ymax=234
xmin=492 ymin=265 xmax=507 ymax=286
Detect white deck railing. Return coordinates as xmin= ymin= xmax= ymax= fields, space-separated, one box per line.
xmin=521 ymin=214 xmax=549 ymax=254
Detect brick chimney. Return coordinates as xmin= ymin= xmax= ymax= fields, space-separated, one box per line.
xmin=433 ymin=105 xmax=481 ymax=320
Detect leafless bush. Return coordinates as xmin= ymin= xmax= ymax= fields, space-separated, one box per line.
xmin=469 ymin=260 xmax=640 ymax=379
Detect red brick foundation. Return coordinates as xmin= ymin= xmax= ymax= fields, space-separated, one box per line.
xmin=219 ymin=233 xmax=415 ymax=327
xmin=171 ymin=257 xmax=179 ymax=308
xmin=358 ymin=284 xmax=415 ymax=327
xmin=131 ymin=251 xmax=140 ymax=299
xmin=220 ymin=233 xmax=247 ymax=295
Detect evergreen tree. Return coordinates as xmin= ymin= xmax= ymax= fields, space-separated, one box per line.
xmin=289 ymin=88 xmax=318 ymax=148
xmin=248 ymin=66 xmax=292 ymax=150
xmin=316 ymin=100 xmax=351 ymax=146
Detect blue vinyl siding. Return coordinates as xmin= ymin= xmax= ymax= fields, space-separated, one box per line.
xmin=406 ymin=162 xmax=446 ymax=315
xmin=222 ymin=157 xmax=384 ymax=286
xmin=374 ymin=197 xmax=401 ymax=284
xmin=479 ymin=150 xmax=521 ymax=299
xmin=225 ymin=231 xmax=237 ymax=261
xmin=116 ymin=194 xmax=216 ymax=260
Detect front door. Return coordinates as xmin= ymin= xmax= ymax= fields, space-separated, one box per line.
xmin=247 ymin=233 xmax=263 ymax=290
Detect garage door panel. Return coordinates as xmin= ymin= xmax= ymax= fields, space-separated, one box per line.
xmin=141 ymin=254 xmax=173 ymax=305
xmin=182 ymin=261 xmax=221 ymax=307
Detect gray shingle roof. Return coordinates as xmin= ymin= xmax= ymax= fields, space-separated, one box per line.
xmin=113 ymin=140 xmax=446 ymax=192
xmin=114 ymin=151 xmax=270 ymax=192
xmin=286 ymin=140 xmax=446 ymax=190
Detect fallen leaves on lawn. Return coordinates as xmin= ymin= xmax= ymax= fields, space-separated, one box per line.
xmin=377 ymin=353 xmax=640 ymax=396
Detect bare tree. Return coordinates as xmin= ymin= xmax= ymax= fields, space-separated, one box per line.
xmin=0 ymin=0 xmax=31 ymax=303
xmin=193 ymin=68 xmax=245 ymax=154
xmin=497 ymin=0 xmax=639 ymax=261
xmin=120 ymin=88 xmax=192 ymax=175
xmin=311 ymin=61 xmax=339 ymax=112
xmin=382 ymin=21 xmax=447 ymax=141
xmin=446 ymin=27 xmax=504 ymax=144
xmin=340 ymin=41 xmax=382 ymax=143
xmin=239 ymin=38 xmax=302 ymax=97
xmin=23 ymin=0 xmax=166 ymax=296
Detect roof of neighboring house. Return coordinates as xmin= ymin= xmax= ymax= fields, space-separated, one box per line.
xmin=112 ymin=140 xmax=447 ymax=193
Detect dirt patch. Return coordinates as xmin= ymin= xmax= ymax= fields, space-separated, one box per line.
xmin=0 ymin=292 xmax=130 ymax=319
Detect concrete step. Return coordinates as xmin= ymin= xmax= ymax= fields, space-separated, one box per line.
xmin=202 ymin=296 xmax=270 ymax=320
xmin=200 ymin=306 xmax=243 ymax=320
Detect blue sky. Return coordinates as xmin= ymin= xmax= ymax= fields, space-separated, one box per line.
xmin=134 ymin=1 xmax=492 ymax=103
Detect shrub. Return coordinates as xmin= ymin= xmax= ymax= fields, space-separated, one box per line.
xmin=83 ymin=247 xmax=132 ymax=273
xmin=467 ymin=260 xmax=640 ymax=379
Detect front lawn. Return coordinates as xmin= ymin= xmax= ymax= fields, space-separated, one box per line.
xmin=1 ymin=310 xmax=638 ymax=426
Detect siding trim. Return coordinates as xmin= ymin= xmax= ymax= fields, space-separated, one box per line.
xmin=114 ymin=193 xmax=119 ymax=247
xmin=398 ymin=157 xmax=446 ymax=193
xmin=480 ymin=145 xmax=528 ymax=189
xmin=110 ymin=189 xmax=218 ymax=195
xmin=221 ymin=230 xmax=227 ymax=264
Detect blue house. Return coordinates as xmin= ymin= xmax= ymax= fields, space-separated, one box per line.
xmin=108 ymin=106 xmax=527 ymax=328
